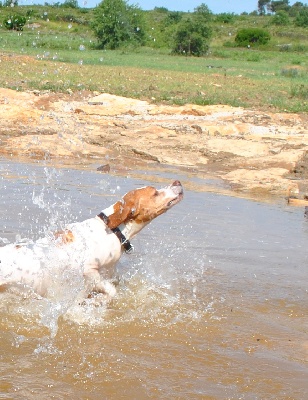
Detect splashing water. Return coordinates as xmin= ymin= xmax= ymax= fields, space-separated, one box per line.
xmin=1 ymin=159 xmax=308 ymax=398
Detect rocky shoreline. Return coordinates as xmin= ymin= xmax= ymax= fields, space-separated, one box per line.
xmin=0 ymin=88 xmax=307 ymax=201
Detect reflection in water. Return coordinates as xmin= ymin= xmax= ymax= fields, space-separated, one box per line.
xmin=0 ymin=158 xmax=308 ymax=399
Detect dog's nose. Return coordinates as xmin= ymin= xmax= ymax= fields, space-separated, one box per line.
xmin=172 ymin=180 xmax=182 ymax=187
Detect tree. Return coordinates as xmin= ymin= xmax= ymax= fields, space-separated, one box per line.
xmin=194 ymin=3 xmax=212 ymax=23
xmin=216 ymin=12 xmax=235 ymax=24
xmin=91 ymin=0 xmax=146 ymax=49
xmin=4 ymin=0 xmax=18 ymax=6
xmin=268 ymin=0 xmax=290 ymax=13
xmin=288 ymin=2 xmax=305 ymax=16
xmin=258 ymin=0 xmax=270 ymax=15
xmin=172 ymin=4 xmax=212 ymax=56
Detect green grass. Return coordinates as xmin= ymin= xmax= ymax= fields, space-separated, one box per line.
xmin=0 ymin=6 xmax=307 ymax=112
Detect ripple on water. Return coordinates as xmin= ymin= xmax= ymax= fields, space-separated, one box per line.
xmin=1 ymin=158 xmax=308 ymax=398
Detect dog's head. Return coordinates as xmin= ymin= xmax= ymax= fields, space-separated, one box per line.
xmin=103 ymin=180 xmax=183 ymax=230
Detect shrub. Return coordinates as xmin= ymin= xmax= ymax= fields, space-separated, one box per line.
xmin=295 ymin=8 xmax=308 ymax=27
xmin=3 ymin=14 xmax=26 ymax=31
xmin=59 ymin=0 xmax=79 ymax=8
xmin=164 ymin=11 xmax=182 ymax=26
xmin=215 ymin=12 xmax=235 ymax=24
xmin=271 ymin=10 xmax=290 ymax=25
xmin=235 ymin=28 xmax=271 ymax=47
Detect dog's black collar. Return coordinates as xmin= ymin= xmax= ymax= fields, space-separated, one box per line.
xmin=97 ymin=212 xmax=133 ymax=254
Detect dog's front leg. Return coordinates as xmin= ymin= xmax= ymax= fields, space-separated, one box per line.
xmin=83 ymin=270 xmax=117 ymax=300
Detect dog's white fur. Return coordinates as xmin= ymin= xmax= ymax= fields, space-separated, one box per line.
xmin=0 ymin=181 xmax=183 ymax=298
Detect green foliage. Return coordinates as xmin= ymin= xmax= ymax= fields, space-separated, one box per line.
xmin=290 ymin=84 xmax=308 ymax=99
xmin=295 ymin=8 xmax=308 ymax=27
xmin=194 ymin=3 xmax=212 ymax=22
xmin=91 ymin=0 xmax=146 ymax=49
xmin=271 ymin=10 xmax=290 ymax=25
xmin=172 ymin=19 xmax=209 ymax=56
xmin=215 ymin=13 xmax=235 ymax=24
xmin=235 ymin=28 xmax=271 ymax=47
xmin=59 ymin=0 xmax=79 ymax=8
xmin=3 ymin=14 xmax=26 ymax=30
xmin=3 ymin=0 xmax=18 ymax=5
xmin=268 ymin=0 xmax=290 ymax=13
xmin=153 ymin=7 xmax=168 ymax=13
xmin=288 ymin=2 xmax=305 ymax=17
xmin=171 ymin=5 xmax=212 ymax=56
xmin=258 ymin=0 xmax=270 ymax=15
xmin=164 ymin=11 xmax=182 ymax=25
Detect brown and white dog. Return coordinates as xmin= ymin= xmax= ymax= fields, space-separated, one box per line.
xmin=0 ymin=180 xmax=183 ymax=299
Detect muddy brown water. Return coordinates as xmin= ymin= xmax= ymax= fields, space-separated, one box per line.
xmin=0 ymin=158 xmax=307 ymax=399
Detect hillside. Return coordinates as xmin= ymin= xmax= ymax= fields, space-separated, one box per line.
xmin=0 ymin=5 xmax=307 ymax=112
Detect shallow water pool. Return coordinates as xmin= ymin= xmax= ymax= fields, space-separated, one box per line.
xmin=0 ymin=158 xmax=307 ymax=399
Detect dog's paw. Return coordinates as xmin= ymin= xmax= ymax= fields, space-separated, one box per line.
xmin=102 ymin=280 xmax=117 ymax=297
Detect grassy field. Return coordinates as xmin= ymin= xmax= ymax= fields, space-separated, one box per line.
xmin=0 ymin=6 xmax=307 ymax=112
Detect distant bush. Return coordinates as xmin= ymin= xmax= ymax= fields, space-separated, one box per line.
xmin=3 ymin=14 xmax=26 ymax=31
xmin=235 ymin=28 xmax=271 ymax=47
xmin=271 ymin=10 xmax=290 ymax=25
xmin=295 ymin=8 xmax=308 ymax=27
xmin=45 ymin=0 xmax=78 ymax=7
xmin=164 ymin=11 xmax=182 ymax=26
xmin=215 ymin=13 xmax=235 ymax=24
xmin=61 ymin=0 xmax=79 ymax=8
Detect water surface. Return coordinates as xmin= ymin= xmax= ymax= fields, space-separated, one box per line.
xmin=0 ymin=158 xmax=307 ymax=399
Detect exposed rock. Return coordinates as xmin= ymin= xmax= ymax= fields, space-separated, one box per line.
xmin=0 ymin=88 xmax=307 ymax=200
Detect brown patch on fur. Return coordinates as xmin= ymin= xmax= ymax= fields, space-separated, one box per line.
xmin=106 ymin=186 xmax=168 ymax=229
xmin=54 ymin=229 xmax=75 ymax=245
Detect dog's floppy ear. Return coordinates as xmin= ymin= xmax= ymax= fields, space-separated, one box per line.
xmin=106 ymin=193 xmax=137 ymax=229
